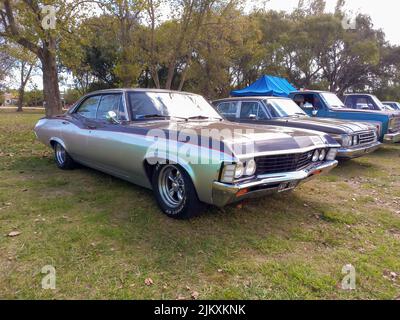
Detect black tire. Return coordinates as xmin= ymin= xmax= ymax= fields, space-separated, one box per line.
xmin=53 ymin=142 xmax=75 ymax=170
xmin=152 ymin=163 xmax=205 ymax=219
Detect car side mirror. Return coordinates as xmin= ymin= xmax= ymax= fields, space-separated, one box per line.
xmin=106 ymin=111 xmax=120 ymax=124
xmin=311 ymin=110 xmax=318 ymax=116
xmin=248 ymin=114 xmax=257 ymax=120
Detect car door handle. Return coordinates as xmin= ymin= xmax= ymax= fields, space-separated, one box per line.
xmin=62 ymin=121 xmax=69 ymax=125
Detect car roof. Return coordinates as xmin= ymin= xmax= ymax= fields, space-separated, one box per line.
xmin=290 ymin=90 xmax=326 ymax=94
xmin=86 ymin=88 xmax=201 ymax=96
xmin=343 ymin=93 xmax=374 ymax=97
xmin=213 ymin=96 xmax=289 ymax=102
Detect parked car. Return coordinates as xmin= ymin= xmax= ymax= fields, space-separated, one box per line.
xmin=382 ymin=101 xmax=400 ymax=111
xmin=34 ymin=89 xmax=339 ymax=219
xmin=288 ymin=91 xmax=400 ymax=143
xmin=213 ymin=96 xmax=381 ymax=159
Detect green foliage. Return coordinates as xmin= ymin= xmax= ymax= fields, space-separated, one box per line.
xmin=24 ymin=89 xmax=43 ymax=107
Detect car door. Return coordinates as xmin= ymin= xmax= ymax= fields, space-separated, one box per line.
xmin=239 ymin=101 xmax=269 ymax=121
xmin=294 ymin=93 xmax=327 ymax=117
xmin=61 ymin=94 xmax=102 ymax=163
xmin=81 ymin=93 xmax=136 ymax=179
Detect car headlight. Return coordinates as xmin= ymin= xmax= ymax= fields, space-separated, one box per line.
xmin=341 ymin=134 xmax=352 ymax=147
xmin=326 ymin=148 xmax=338 ymax=161
xmin=388 ymin=118 xmax=394 ymax=131
xmin=234 ymin=162 xmax=244 ymax=179
xmin=319 ymin=149 xmax=326 ymax=161
xmin=312 ymin=150 xmax=320 ymax=162
xmin=220 ymin=160 xmax=256 ymax=183
xmin=352 ymin=135 xmax=359 ymax=145
xmin=244 ymin=159 xmax=256 ymax=176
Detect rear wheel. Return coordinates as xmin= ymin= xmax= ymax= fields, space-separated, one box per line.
xmin=152 ymin=164 xmax=204 ymax=219
xmin=53 ymin=142 xmax=75 ymax=170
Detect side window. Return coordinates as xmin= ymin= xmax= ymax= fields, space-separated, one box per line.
xmin=293 ymin=94 xmax=306 ymax=108
xmin=76 ymin=95 xmax=101 ymax=119
xmin=96 ymin=94 xmax=126 ymax=120
xmin=240 ymin=101 xmax=264 ymax=119
xmin=217 ymin=102 xmax=238 ymax=118
xmin=344 ymin=96 xmax=355 ymax=108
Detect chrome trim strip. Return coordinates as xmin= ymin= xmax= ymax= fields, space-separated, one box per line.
xmin=337 ymin=141 xmax=381 ymax=159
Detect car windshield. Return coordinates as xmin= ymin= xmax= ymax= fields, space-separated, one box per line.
xmin=383 ymin=104 xmax=394 ymax=111
xmin=127 ymin=91 xmax=222 ymax=120
xmin=265 ymin=98 xmax=307 ymax=117
xmin=320 ymin=92 xmax=346 ymax=109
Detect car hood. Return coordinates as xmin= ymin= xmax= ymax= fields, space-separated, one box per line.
xmin=334 ymin=107 xmax=398 ymax=117
xmin=131 ymin=120 xmax=338 ymax=157
xmin=272 ymin=116 xmax=375 ymax=134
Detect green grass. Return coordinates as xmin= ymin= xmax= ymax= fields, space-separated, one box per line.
xmin=0 ymin=109 xmax=400 ymax=299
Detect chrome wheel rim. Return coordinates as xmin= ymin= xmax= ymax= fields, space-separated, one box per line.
xmin=158 ymin=165 xmax=186 ymax=208
xmin=55 ymin=144 xmax=66 ymax=165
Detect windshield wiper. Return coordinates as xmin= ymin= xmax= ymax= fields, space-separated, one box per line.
xmin=135 ymin=114 xmax=170 ymax=119
xmin=187 ymin=115 xmax=222 ymax=121
xmin=135 ymin=114 xmax=187 ymax=121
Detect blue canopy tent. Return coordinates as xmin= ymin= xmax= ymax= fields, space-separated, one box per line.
xmin=230 ymin=75 xmax=296 ymax=97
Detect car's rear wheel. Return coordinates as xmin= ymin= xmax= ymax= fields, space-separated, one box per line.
xmin=53 ymin=142 xmax=75 ymax=170
xmin=152 ymin=164 xmax=204 ymax=219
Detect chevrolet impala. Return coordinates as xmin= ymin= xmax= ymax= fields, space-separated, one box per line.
xmin=34 ymin=89 xmax=340 ymax=219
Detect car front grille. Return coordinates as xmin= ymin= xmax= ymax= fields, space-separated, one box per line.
xmin=255 ymin=151 xmax=316 ymax=175
xmin=358 ymin=131 xmax=377 ymax=145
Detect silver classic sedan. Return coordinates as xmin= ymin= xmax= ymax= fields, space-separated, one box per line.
xmin=34 ymin=89 xmax=340 ymax=219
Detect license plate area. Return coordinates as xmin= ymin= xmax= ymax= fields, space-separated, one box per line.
xmin=278 ymin=181 xmax=298 ymax=192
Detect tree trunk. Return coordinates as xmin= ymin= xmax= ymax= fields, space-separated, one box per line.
xmin=40 ymin=45 xmax=62 ymax=117
xmin=17 ymin=87 xmax=24 ymax=112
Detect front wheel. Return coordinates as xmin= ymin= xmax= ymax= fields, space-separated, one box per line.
xmin=152 ymin=164 xmax=205 ymax=219
xmin=54 ymin=142 xmax=75 ymax=170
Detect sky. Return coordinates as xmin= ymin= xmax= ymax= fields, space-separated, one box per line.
xmin=8 ymin=0 xmax=400 ymax=91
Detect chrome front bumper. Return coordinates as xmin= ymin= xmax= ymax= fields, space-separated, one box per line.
xmin=384 ymin=132 xmax=400 ymax=143
xmin=337 ymin=141 xmax=381 ymax=159
xmin=211 ymin=160 xmax=338 ymax=207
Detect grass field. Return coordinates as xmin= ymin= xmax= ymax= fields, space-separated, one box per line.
xmin=0 ymin=109 xmax=399 ymax=300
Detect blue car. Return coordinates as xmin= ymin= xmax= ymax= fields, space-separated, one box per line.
xmin=289 ymin=91 xmax=400 ymax=143
xmin=382 ymin=101 xmax=400 ymax=111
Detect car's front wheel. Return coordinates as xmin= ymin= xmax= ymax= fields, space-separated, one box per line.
xmin=53 ymin=142 xmax=75 ymax=170
xmin=152 ymin=164 xmax=205 ymax=219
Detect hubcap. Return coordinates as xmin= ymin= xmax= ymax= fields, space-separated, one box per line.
xmin=55 ymin=144 xmax=66 ymax=165
xmin=158 ymin=165 xmax=186 ymax=208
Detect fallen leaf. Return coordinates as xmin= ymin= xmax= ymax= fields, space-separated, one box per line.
xmin=8 ymin=231 xmax=21 ymax=237
xmin=191 ymin=291 xmax=199 ymax=300
xmin=144 ymin=278 xmax=154 ymax=286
